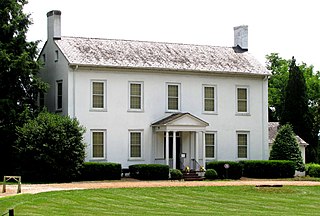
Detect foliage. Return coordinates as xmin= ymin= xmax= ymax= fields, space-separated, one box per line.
xmin=266 ymin=53 xmax=320 ymax=162
xmin=204 ymin=169 xmax=218 ymax=180
xmin=3 ymin=187 xmax=320 ymax=215
xmin=14 ymin=112 xmax=86 ymax=182
xmin=0 ymin=0 xmax=48 ymax=175
xmin=79 ymin=162 xmax=121 ymax=181
xmin=241 ymin=160 xmax=295 ymax=178
xmin=206 ymin=161 xmax=242 ymax=179
xmin=306 ymin=163 xmax=320 ymax=177
xmin=169 ymin=169 xmax=183 ymax=180
xmin=269 ymin=124 xmax=305 ymax=171
xmin=129 ymin=164 xmax=169 ymax=180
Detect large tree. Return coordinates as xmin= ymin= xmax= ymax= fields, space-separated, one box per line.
xmin=0 ymin=0 xmax=47 ymax=175
xmin=267 ymin=54 xmax=319 ymax=162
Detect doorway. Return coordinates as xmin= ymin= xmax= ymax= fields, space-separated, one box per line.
xmin=164 ymin=132 xmax=181 ymax=169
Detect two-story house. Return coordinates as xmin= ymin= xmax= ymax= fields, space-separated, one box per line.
xmin=39 ymin=10 xmax=270 ymax=170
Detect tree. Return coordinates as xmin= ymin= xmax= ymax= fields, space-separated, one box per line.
xmin=0 ymin=0 xmax=47 ymax=175
xmin=266 ymin=54 xmax=320 ymax=162
xmin=15 ymin=112 xmax=86 ymax=182
xmin=269 ymin=124 xmax=305 ymax=172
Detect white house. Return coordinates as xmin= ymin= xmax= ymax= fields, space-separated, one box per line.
xmin=39 ymin=10 xmax=270 ymax=170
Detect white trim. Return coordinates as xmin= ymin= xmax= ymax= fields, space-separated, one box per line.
xmin=91 ymin=129 xmax=107 ymax=160
xmin=165 ymin=82 xmax=181 ymax=112
xmin=128 ymin=129 xmax=144 ymax=160
xmin=205 ymin=131 xmax=217 ymax=160
xmin=90 ymin=80 xmax=107 ymax=112
xmin=128 ymin=81 xmax=144 ymax=112
xmin=236 ymin=131 xmax=250 ymax=160
xmin=202 ymin=84 xmax=217 ymax=114
xmin=235 ymin=85 xmax=250 ymax=115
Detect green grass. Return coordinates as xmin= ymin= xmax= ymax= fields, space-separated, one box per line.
xmin=1 ymin=186 xmax=320 ymax=215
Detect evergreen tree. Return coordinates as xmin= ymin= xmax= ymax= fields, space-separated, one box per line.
xmin=269 ymin=124 xmax=305 ymax=171
xmin=0 ymin=0 xmax=47 ymax=175
xmin=280 ymin=57 xmax=316 ymax=162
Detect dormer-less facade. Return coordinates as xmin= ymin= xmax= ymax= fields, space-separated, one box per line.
xmin=39 ymin=10 xmax=270 ymax=169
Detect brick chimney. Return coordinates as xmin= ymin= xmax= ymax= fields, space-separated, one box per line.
xmin=47 ymin=10 xmax=61 ymax=40
xmin=234 ymin=25 xmax=248 ymax=50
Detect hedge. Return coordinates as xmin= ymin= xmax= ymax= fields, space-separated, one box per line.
xmin=306 ymin=163 xmax=320 ymax=177
xmin=79 ymin=162 xmax=122 ymax=181
xmin=170 ymin=169 xmax=183 ymax=180
xmin=206 ymin=161 xmax=242 ymax=179
xmin=129 ymin=164 xmax=169 ymax=180
xmin=241 ymin=160 xmax=295 ymax=178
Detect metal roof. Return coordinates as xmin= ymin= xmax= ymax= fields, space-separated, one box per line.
xmin=55 ymin=36 xmax=270 ymax=75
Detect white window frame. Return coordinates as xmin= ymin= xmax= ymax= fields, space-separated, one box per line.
xmin=128 ymin=81 xmax=144 ymax=112
xmin=202 ymin=84 xmax=217 ymax=114
xmin=90 ymin=80 xmax=107 ymax=111
xmin=91 ymin=130 xmax=106 ymax=160
xmin=205 ymin=132 xmax=217 ymax=159
xmin=166 ymin=83 xmax=181 ymax=112
xmin=56 ymin=80 xmax=62 ymax=111
xmin=236 ymin=86 xmax=250 ymax=115
xmin=237 ymin=131 xmax=249 ymax=160
xmin=128 ymin=130 xmax=144 ymax=160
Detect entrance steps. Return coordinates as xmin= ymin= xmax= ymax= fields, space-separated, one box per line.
xmin=182 ymin=171 xmax=204 ymax=181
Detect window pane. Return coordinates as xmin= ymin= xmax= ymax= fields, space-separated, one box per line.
xmin=130 ymin=132 xmax=141 ymax=158
xmin=168 ymin=85 xmax=178 ymax=97
xmin=238 ymin=134 xmax=247 ymax=158
xmin=168 ymin=98 xmax=178 ymax=110
xmin=130 ymin=84 xmax=141 ymax=96
xmin=205 ymin=99 xmax=214 ymax=111
xmin=92 ymin=82 xmax=104 ymax=108
xmin=93 ymin=132 xmax=104 ymax=158
xmin=205 ymin=134 xmax=215 ymax=158
xmin=93 ymin=82 xmax=104 ymax=94
xmin=237 ymin=88 xmax=247 ymax=99
xmin=238 ymin=101 xmax=247 ymax=112
xmin=131 ymin=145 xmax=141 ymax=157
xmin=130 ymin=96 xmax=141 ymax=109
xmin=238 ymin=146 xmax=247 ymax=158
xmin=93 ymin=95 xmax=104 ymax=108
xmin=205 ymin=87 xmax=214 ymax=99
xmin=57 ymin=82 xmax=62 ymax=109
xmin=130 ymin=83 xmax=141 ymax=109
xmin=206 ymin=146 xmax=214 ymax=158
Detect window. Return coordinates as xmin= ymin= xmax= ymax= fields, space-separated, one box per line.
xmin=91 ymin=81 xmax=106 ymax=110
xmin=42 ymin=54 xmax=46 ymax=64
xmin=205 ymin=133 xmax=215 ymax=158
xmin=129 ymin=82 xmax=143 ymax=111
xmin=167 ymin=83 xmax=180 ymax=111
xmin=92 ymin=131 xmax=105 ymax=158
xmin=203 ymin=85 xmax=216 ymax=113
xmin=56 ymin=80 xmax=62 ymax=110
xmin=129 ymin=131 xmax=143 ymax=158
xmin=237 ymin=87 xmax=249 ymax=113
xmin=55 ymin=50 xmax=59 ymax=62
xmin=237 ymin=132 xmax=249 ymax=159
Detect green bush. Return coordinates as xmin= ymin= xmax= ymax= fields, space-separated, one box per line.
xmin=205 ymin=169 xmax=218 ymax=180
xmin=241 ymin=160 xmax=295 ymax=178
xmin=129 ymin=164 xmax=169 ymax=180
xmin=306 ymin=163 xmax=320 ymax=177
xmin=79 ymin=162 xmax=122 ymax=180
xmin=206 ymin=161 xmax=242 ymax=179
xmin=170 ymin=169 xmax=183 ymax=180
xmin=15 ymin=112 xmax=86 ymax=182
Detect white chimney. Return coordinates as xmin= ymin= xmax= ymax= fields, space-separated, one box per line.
xmin=47 ymin=10 xmax=61 ymax=40
xmin=234 ymin=25 xmax=248 ymax=50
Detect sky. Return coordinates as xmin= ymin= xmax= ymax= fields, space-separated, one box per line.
xmin=24 ymin=0 xmax=320 ymax=71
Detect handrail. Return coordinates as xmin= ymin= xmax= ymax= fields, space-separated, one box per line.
xmin=191 ymin=159 xmax=203 ymax=171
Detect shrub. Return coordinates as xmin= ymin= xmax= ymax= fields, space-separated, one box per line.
xmin=241 ymin=160 xmax=295 ymax=178
xmin=15 ymin=112 xmax=86 ymax=182
xmin=79 ymin=162 xmax=122 ymax=180
xmin=170 ymin=169 xmax=183 ymax=180
xmin=269 ymin=124 xmax=305 ymax=171
xmin=306 ymin=163 xmax=320 ymax=177
xmin=205 ymin=169 xmax=218 ymax=180
xmin=206 ymin=161 xmax=242 ymax=179
xmin=129 ymin=164 xmax=169 ymax=180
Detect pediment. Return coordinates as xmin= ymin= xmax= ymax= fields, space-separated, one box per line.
xmin=152 ymin=113 xmax=209 ymax=127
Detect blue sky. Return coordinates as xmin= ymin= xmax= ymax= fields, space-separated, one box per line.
xmin=25 ymin=0 xmax=320 ymax=71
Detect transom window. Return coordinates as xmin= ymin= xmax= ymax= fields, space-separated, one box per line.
xmin=92 ymin=131 xmax=105 ymax=158
xmin=130 ymin=131 xmax=142 ymax=158
xmin=203 ymin=85 xmax=216 ymax=112
xmin=167 ymin=83 xmax=180 ymax=111
xmin=237 ymin=87 xmax=248 ymax=113
xmin=129 ymin=82 xmax=143 ymax=110
xmin=237 ymin=132 xmax=248 ymax=159
xmin=205 ymin=133 xmax=215 ymax=158
xmin=91 ymin=81 xmax=106 ymax=109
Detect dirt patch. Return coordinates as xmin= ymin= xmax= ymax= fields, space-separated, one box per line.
xmin=2 ymin=178 xmax=320 ymax=198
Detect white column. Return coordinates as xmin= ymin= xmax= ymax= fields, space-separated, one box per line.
xmin=173 ymin=131 xmax=176 ymax=169
xmin=195 ymin=132 xmax=199 ymax=169
xmin=165 ymin=131 xmax=169 ymax=166
xmin=202 ymin=131 xmax=206 ymax=167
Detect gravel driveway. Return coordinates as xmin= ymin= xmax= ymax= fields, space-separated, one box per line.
xmin=2 ymin=178 xmax=320 ymax=198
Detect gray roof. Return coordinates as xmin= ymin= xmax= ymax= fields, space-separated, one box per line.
xmin=55 ymin=36 xmax=270 ymax=75
xmin=268 ymin=122 xmax=308 ymax=146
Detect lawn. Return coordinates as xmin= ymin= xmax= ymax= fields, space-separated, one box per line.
xmin=1 ymin=186 xmax=320 ymax=215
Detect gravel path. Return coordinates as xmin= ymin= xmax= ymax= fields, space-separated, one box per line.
xmin=2 ymin=178 xmax=320 ymax=198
